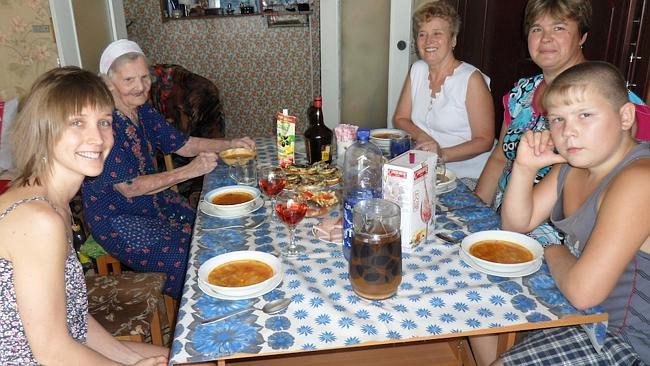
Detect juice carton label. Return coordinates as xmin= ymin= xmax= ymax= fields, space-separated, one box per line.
xmin=276 ymin=112 xmax=296 ymax=167
xmin=382 ymin=150 xmax=437 ymax=252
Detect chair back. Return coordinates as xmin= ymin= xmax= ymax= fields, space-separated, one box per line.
xmin=149 ymin=64 xmax=225 ymax=138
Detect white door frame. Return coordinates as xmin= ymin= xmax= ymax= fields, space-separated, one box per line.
xmin=49 ymin=0 xmax=127 ymax=67
xmin=320 ymin=0 xmax=340 ymax=130
xmin=320 ymin=0 xmax=412 ymax=129
xmin=387 ymin=1 xmax=412 ymax=128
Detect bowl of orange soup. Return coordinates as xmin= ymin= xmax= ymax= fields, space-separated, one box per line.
xmin=460 ymin=230 xmax=543 ymax=273
xmin=219 ymin=147 xmax=256 ymax=166
xmin=203 ymin=185 xmax=261 ymax=214
xmin=198 ymin=251 xmax=283 ymax=297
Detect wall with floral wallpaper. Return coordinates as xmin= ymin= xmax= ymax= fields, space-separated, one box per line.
xmin=0 ymin=0 xmax=58 ymax=100
xmin=124 ymin=0 xmax=321 ymax=138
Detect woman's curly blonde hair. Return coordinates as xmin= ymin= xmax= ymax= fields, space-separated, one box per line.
xmin=412 ymin=0 xmax=461 ymax=40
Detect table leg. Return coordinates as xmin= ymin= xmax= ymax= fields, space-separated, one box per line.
xmin=458 ymin=338 xmax=477 ymax=366
xmin=496 ymin=332 xmax=517 ymax=356
xmin=446 ymin=338 xmax=477 ymax=366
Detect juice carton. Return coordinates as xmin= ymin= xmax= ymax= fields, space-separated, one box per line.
xmin=276 ymin=110 xmax=296 ymax=167
xmin=382 ymin=150 xmax=437 ymax=253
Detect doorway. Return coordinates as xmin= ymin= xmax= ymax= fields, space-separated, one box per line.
xmin=49 ymin=0 xmax=127 ymax=71
xmin=321 ymin=0 xmax=414 ymax=130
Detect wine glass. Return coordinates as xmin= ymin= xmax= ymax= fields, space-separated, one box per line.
xmin=275 ymin=190 xmax=308 ymax=257
xmin=258 ymin=165 xmax=287 ymax=222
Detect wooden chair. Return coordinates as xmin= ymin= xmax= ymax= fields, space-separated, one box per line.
xmin=149 ymin=63 xmax=225 ymax=204
xmin=86 ymin=254 xmax=174 ymax=346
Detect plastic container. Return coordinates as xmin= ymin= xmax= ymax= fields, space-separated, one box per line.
xmin=342 ymin=128 xmax=384 ymax=260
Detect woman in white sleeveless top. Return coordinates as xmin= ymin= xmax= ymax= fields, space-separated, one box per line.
xmin=394 ymin=1 xmax=495 ymax=179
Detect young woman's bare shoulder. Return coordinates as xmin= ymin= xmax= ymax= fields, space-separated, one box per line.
xmin=0 ymin=199 xmax=67 ymax=258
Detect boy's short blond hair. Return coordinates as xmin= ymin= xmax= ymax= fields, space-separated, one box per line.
xmin=543 ymin=61 xmax=629 ymax=111
xmin=10 ymin=66 xmax=114 ymax=187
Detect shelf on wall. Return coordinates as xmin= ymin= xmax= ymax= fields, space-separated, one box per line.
xmin=161 ymin=12 xmax=260 ymax=22
xmin=159 ymin=0 xmax=262 ymax=22
xmin=263 ymin=10 xmax=311 ymax=28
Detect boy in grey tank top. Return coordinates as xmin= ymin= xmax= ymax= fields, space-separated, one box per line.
xmin=495 ymin=61 xmax=650 ymax=365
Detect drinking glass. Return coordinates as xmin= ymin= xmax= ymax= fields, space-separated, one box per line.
xmin=435 ymin=156 xmax=447 ymax=184
xmin=389 ymin=134 xmax=412 ymax=159
xmin=275 ymin=190 xmax=308 ymax=257
xmin=257 ymin=165 xmax=287 ymax=222
xmin=229 ymin=157 xmax=257 ymax=186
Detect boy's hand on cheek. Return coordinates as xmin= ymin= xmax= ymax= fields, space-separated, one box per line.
xmin=515 ymin=131 xmax=567 ymax=171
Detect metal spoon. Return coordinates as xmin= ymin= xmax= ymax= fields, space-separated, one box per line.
xmin=201 ymin=217 xmax=267 ymax=231
xmin=201 ymin=298 xmax=291 ymax=325
xmin=435 ymin=232 xmax=463 ymax=244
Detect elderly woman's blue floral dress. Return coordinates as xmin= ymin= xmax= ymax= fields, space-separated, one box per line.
xmin=82 ymin=103 xmax=194 ymax=298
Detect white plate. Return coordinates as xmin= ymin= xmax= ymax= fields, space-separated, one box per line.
xmin=436 ymin=169 xmax=457 ymax=194
xmin=459 ymin=249 xmax=542 ymax=277
xmin=199 ymin=197 xmax=264 ymax=218
xmin=461 ymin=230 xmax=544 ymax=272
xmin=204 ymin=185 xmax=262 ymax=212
xmin=197 ymin=250 xmax=283 ymax=299
xmin=198 ymin=275 xmax=283 ymax=300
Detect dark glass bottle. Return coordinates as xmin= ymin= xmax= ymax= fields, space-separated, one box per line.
xmin=304 ymin=96 xmax=333 ymax=164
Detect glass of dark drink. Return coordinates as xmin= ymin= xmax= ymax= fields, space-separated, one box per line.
xmin=389 ymin=134 xmax=411 ymax=159
xmin=275 ymin=190 xmax=308 ymax=256
xmin=258 ymin=165 xmax=287 ymax=222
xmin=349 ymin=199 xmax=402 ymax=300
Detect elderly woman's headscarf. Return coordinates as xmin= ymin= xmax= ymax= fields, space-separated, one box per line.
xmin=99 ymin=39 xmax=145 ymax=75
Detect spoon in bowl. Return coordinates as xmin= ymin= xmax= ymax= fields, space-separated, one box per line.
xmin=201 ymin=298 xmax=291 ymax=325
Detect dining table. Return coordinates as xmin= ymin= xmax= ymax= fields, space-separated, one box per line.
xmin=168 ymin=136 xmax=607 ymax=365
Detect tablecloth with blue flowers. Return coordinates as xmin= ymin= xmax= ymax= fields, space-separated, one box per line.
xmin=169 ymin=137 xmax=606 ymax=365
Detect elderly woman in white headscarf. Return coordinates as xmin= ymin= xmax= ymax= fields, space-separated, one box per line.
xmin=82 ymin=39 xmax=255 ymax=299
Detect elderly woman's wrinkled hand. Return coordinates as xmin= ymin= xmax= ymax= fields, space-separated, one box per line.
xmin=230 ymin=137 xmax=256 ymax=150
xmin=187 ymin=151 xmax=219 ymax=177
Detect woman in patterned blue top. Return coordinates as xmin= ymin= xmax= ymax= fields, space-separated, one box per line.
xmin=475 ymin=0 xmax=649 ymax=213
xmin=474 ymin=0 xmax=591 ymax=213
xmin=82 ymin=40 xmax=255 ymax=299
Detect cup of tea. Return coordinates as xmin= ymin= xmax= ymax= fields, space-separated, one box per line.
xmin=229 ymin=157 xmax=257 ymax=186
xmin=349 ymin=199 xmax=402 ymax=300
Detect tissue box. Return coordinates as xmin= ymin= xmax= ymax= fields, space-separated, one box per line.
xmin=382 ymin=150 xmax=437 ymax=252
